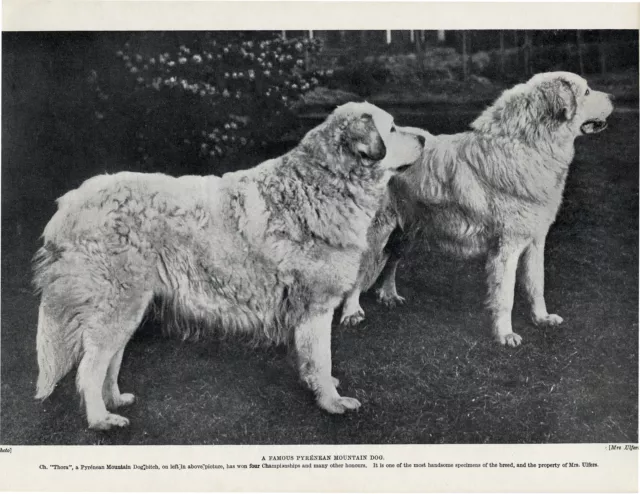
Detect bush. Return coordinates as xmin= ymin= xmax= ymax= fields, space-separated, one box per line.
xmin=363 ymin=49 xmax=474 ymax=86
xmin=327 ymin=61 xmax=390 ymax=97
xmin=90 ymin=33 xmax=327 ymax=173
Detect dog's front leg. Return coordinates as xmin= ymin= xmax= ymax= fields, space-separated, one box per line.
xmin=520 ymin=236 xmax=564 ymax=327
xmin=296 ymin=310 xmax=361 ymax=414
xmin=486 ymin=241 xmax=526 ymax=347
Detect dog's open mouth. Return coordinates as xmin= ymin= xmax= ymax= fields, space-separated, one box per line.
xmin=396 ymin=164 xmax=413 ymax=173
xmin=580 ymin=119 xmax=608 ymax=134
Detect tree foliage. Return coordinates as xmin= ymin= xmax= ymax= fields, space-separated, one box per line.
xmin=91 ymin=32 xmax=327 ymax=171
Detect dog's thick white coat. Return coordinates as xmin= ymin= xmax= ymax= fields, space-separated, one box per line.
xmin=343 ymin=72 xmax=613 ymax=346
xmin=33 ymin=102 xmax=424 ymax=430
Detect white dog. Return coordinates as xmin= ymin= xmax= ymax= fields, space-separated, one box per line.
xmin=341 ymin=72 xmax=614 ymax=346
xmin=33 ymin=102 xmax=425 ymax=430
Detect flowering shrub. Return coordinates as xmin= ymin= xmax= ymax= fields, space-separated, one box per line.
xmin=90 ymin=33 xmax=327 ymax=171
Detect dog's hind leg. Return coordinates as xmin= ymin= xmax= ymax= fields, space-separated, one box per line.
xmin=296 ymin=309 xmax=360 ymax=414
xmin=77 ymin=290 xmax=152 ymax=430
xmin=78 ymin=346 xmax=126 ymax=430
xmin=519 ymin=236 xmax=564 ymax=328
xmin=375 ymin=224 xmax=412 ymax=307
xmin=103 ymin=347 xmax=135 ymax=410
xmin=376 ymin=255 xmax=406 ymax=307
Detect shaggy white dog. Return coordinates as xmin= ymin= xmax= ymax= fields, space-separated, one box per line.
xmin=33 ymin=102 xmax=425 ymax=430
xmin=341 ymin=72 xmax=614 ymax=346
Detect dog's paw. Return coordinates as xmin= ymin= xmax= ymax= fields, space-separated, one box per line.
xmin=340 ymin=309 xmax=365 ymax=327
xmin=88 ymin=413 xmax=130 ymax=431
xmin=533 ymin=313 xmax=564 ymax=327
xmin=376 ymin=289 xmax=406 ymax=308
xmin=320 ymin=396 xmax=361 ymax=414
xmin=497 ymin=332 xmax=523 ymax=347
xmin=105 ymin=393 xmax=136 ymax=410
xmin=332 ymin=376 xmax=340 ymax=388
xmin=115 ymin=393 xmax=136 ymax=407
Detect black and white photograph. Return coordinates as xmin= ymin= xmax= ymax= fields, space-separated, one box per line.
xmin=2 ymin=19 xmax=638 ymax=452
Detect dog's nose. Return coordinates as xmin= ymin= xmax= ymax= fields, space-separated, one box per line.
xmin=417 ymin=135 xmax=426 ymax=147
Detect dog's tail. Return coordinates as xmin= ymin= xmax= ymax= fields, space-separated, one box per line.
xmin=33 ymin=246 xmax=81 ymax=400
xmin=35 ymin=301 xmax=80 ymax=400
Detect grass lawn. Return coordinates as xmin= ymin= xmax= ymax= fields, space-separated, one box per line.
xmin=1 ymin=102 xmax=637 ymax=445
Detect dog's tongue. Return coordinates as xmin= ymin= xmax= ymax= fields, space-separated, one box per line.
xmin=581 ymin=120 xmax=608 ymax=134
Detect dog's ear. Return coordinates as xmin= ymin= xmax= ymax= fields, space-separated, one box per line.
xmin=346 ymin=113 xmax=387 ymax=162
xmin=544 ymin=78 xmax=577 ymax=122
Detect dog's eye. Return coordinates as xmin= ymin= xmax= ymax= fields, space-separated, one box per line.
xmin=585 ymin=89 xmax=590 ymax=96
xmin=390 ymin=126 xmax=396 ymax=133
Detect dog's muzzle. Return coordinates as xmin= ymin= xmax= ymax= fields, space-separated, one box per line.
xmin=580 ymin=118 xmax=608 ymax=134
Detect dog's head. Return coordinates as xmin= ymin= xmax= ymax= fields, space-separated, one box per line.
xmin=471 ymin=71 xmax=614 ymax=141
xmin=302 ymin=102 xmax=425 ymax=178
